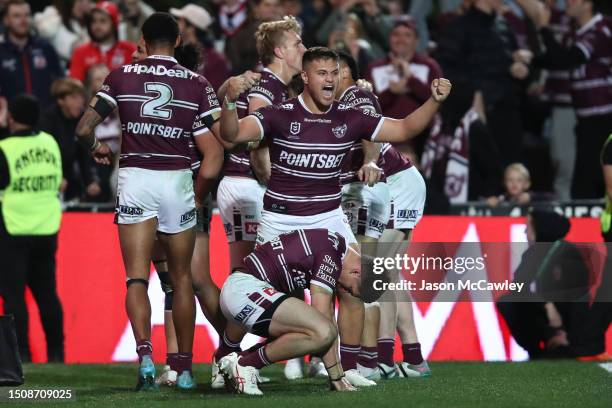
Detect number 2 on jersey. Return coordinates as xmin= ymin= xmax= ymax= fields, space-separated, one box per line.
xmin=141 ymin=82 xmax=173 ymax=120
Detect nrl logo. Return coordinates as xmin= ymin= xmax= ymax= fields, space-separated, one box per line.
xmin=332 ymin=124 xmax=347 ymax=138
xmin=290 ymin=121 xmax=301 ymax=135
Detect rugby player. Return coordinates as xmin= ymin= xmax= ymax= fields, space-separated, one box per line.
xmin=219 ymin=47 xmax=451 ymax=384
xmin=335 ymin=51 xmax=390 ymax=381
xmin=128 ymin=42 xmax=227 ymax=387
xmin=217 ymin=229 xmax=362 ymax=395
xmin=75 ymin=13 xmax=223 ymax=390
xmin=335 ymin=51 xmax=430 ymax=380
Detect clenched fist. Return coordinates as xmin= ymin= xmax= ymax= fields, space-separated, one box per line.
xmin=226 ymin=72 xmax=261 ymax=102
xmin=431 ymin=78 xmax=452 ymax=102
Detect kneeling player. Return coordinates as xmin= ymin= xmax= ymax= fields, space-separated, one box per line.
xmin=218 ymin=229 xmax=361 ymax=395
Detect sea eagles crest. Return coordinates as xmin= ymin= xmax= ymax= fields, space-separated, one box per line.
xmin=332 ymin=124 xmax=347 ymax=138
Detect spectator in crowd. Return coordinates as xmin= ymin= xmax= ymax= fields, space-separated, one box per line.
xmin=409 ymin=0 xmax=464 ymax=52
xmin=487 ymin=163 xmax=532 ymax=206
xmin=516 ymin=0 xmax=576 ymax=201
xmin=497 ymin=209 xmax=610 ymax=360
xmin=117 ymin=0 xmax=154 ymax=44
xmin=421 ymin=85 xmax=502 ymax=211
xmin=316 ymin=0 xmax=394 ymax=59
xmin=0 ymin=95 xmax=65 ymax=363
xmin=0 ymin=0 xmax=63 ymax=107
xmin=218 ymin=0 xmax=249 ymax=41
xmin=170 ymin=3 xmax=230 ymax=91
xmin=530 ymin=0 xmax=612 ymax=199
xmin=299 ymin=0 xmax=332 ymax=47
xmin=435 ymin=0 xmax=529 ymax=166
xmin=225 ymin=0 xmax=283 ymax=73
xmin=34 ymin=0 xmax=93 ymax=67
xmin=69 ymin=1 xmax=136 ymax=82
xmin=328 ymin=13 xmax=374 ymax=76
xmin=40 ymin=77 xmax=100 ymax=202
xmin=367 ymin=16 xmax=442 ymax=156
xmin=85 ymin=63 xmax=120 ymax=202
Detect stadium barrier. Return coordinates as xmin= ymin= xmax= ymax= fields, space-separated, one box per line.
xmin=22 ymin=212 xmax=612 ymax=363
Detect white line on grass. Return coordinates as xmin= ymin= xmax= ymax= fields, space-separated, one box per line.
xmin=598 ymin=362 xmax=612 ymax=373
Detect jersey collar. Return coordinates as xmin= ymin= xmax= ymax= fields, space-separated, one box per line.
xmin=147 ymin=55 xmax=178 ymax=63
xmin=298 ymin=94 xmax=333 ymax=114
xmin=263 ymin=67 xmax=288 ymax=85
xmin=577 ymin=13 xmax=602 ymax=36
xmin=338 ymin=85 xmax=358 ymax=102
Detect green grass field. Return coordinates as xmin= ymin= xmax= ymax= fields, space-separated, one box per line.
xmin=4 ymin=362 xmax=611 ymax=408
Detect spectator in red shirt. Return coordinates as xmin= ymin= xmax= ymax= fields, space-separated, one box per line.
xmin=366 ymin=16 xmax=442 ymax=156
xmin=170 ymin=4 xmax=230 ymax=91
xmin=69 ymin=1 xmax=136 ymax=82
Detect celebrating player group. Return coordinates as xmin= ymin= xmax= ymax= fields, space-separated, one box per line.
xmin=75 ymin=11 xmax=451 ymax=395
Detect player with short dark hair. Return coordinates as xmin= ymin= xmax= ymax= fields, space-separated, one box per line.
xmin=219 ymin=46 xmax=450 ymax=386
xmin=217 ymin=228 xmax=362 ymax=395
xmin=75 ymin=12 xmax=224 ymax=391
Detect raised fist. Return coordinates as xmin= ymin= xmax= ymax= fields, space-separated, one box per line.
xmin=431 ymin=78 xmax=452 ymax=102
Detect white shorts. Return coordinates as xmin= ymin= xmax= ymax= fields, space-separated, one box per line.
xmin=116 ymin=167 xmax=195 ymax=234
xmin=386 ymin=166 xmax=426 ymax=230
xmin=217 ymin=176 xmax=266 ymax=242
xmin=256 ymin=206 xmax=357 ymax=246
xmin=220 ymin=272 xmax=288 ymax=335
xmin=341 ymin=182 xmax=391 ymax=239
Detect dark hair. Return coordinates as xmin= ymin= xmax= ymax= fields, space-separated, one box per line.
xmin=302 ymin=46 xmax=339 ymax=69
xmin=337 ymin=50 xmax=359 ymax=82
xmin=142 ymin=12 xmax=180 ymax=47
xmin=8 ymin=94 xmax=40 ymax=128
xmin=174 ymin=43 xmax=202 ymax=71
xmin=3 ymin=0 xmax=28 ymax=18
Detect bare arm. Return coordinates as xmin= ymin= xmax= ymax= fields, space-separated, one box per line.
xmin=75 ymin=96 xmax=115 ymax=165
xmin=376 ymin=79 xmax=452 ymax=144
xmin=193 ymin=133 xmax=224 ymax=205
xmin=310 ymin=286 xmax=343 ymax=380
xmin=248 ymin=96 xmax=272 ymax=185
xmin=358 ymin=139 xmax=382 ymax=186
xmin=220 ymin=76 xmax=263 ymax=143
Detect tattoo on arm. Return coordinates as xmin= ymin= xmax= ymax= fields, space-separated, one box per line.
xmin=75 ymin=107 xmax=104 ymax=149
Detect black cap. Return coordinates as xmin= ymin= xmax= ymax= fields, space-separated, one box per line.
xmin=8 ymin=94 xmax=40 ymax=128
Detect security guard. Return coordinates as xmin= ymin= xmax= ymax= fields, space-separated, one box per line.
xmin=0 ymin=95 xmax=64 ymax=362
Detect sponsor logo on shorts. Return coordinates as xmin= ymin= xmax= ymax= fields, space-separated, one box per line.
xmin=235 ymin=304 xmax=256 ymax=323
xmin=117 ymin=205 xmax=144 ymax=216
xmin=180 ymin=209 xmax=196 ymax=225
xmin=368 ymin=218 xmax=386 ymax=234
xmin=224 ymin=223 xmax=233 ymax=235
xmin=397 ymin=209 xmax=418 ymax=222
xmin=245 ymin=214 xmax=255 ymax=220
xmin=245 ymin=222 xmax=258 ymax=234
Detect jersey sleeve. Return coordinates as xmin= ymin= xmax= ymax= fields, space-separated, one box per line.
xmin=247 ymin=82 xmax=277 ymax=106
xmin=96 ymin=69 xmax=119 ymax=107
xmin=193 ymin=78 xmax=222 ymax=136
xmin=249 ymin=104 xmax=277 ymax=141
xmin=349 ymin=107 xmax=385 ymax=142
xmin=310 ymin=248 xmax=342 ymax=293
xmin=310 ymin=231 xmax=346 ymax=293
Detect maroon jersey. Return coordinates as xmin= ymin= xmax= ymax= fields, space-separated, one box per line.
xmin=338 ymin=85 xmax=382 ymax=185
xmin=224 ymin=68 xmax=289 ymax=178
xmin=243 ymin=229 xmax=347 ymax=293
xmin=542 ymin=8 xmax=574 ymax=106
xmin=571 ymin=14 xmax=612 ymax=118
xmin=337 ymin=85 xmax=412 ymax=183
xmin=250 ymin=95 xmax=385 ymax=216
xmin=379 ymin=143 xmax=412 ymax=177
xmin=97 ymin=55 xmax=221 ymax=170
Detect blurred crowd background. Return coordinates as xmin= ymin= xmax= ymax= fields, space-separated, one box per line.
xmin=0 ymin=0 xmax=611 ymax=213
